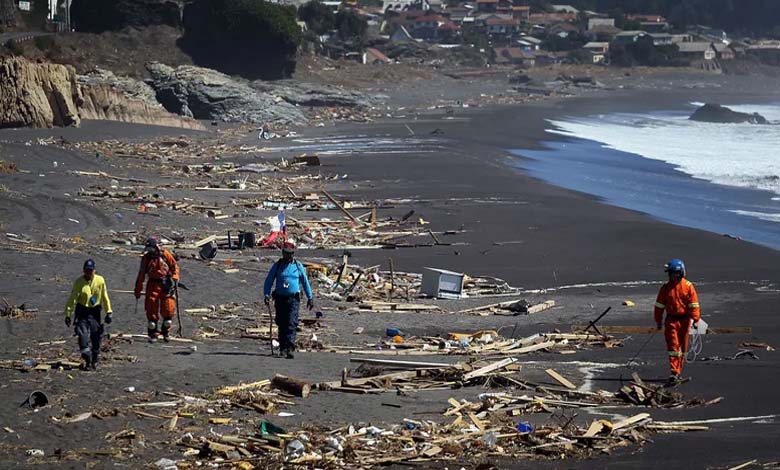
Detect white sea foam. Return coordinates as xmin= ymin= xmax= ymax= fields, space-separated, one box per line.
xmin=730 ymin=210 xmax=780 ymax=223
xmin=546 ymin=103 xmax=780 ymax=196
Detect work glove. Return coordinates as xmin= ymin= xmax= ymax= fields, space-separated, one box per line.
xmin=104 ymin=313 xmax=113 ymax=325
xmin=307 ymin=298 xmax=314 ymax=310
xmin=264 ymin=295 xmax=271 ymax=306
xmin=134 ymin=291 xmax=141 ymax=300
xmin=65 ymin=316 xmax=72 ymax=327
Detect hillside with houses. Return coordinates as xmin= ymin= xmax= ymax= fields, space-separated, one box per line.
xmin=301 ymin=0 xmax=780 ymax=73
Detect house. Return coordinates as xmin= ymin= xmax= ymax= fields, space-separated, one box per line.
xmin=670 ymin=33 xmax=693 ymax=43
xmin=649 ymin=33 xmax=673 ymax=46
xmin=586 ymin=24 xmax=621 ymax=41
xmin=445 ymin=7 xmax=471 ymax=24
xmin=688 ymin=25 xmax=728 ymax=42
xmin=529 ymin=12 xmax=577 ymax=26
xmin=496 ymin=5 xmax=529 ymax=22
xmin=516 ymin=35 xmax=542 ymax=50
xmin=476 ymin=0 xmax=499 ymax=13
xmin=677 ymin=42 xmax=717 ymax=61
xmin=494 ymin=47 xmax=536 ymax=66
xmin=613 ymin=30 xmax=648 ymax=45
xmin=712 ymin=43 xmax=734 ymax=60
xmin=583 ymin=41 xmax=609 ymax=54
xmin=639 ymin=21 xmax=669 ymax=32
xmin=587 ymin=18 xmax=615 ymax=30
xmin=485 ymin=17 xmax=521 ymax=36
xmin=548 ymin=22 xmax=579 ymax=37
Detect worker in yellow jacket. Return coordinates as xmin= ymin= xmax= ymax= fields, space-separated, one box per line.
xmin=64 ymin=259 xmax=113 ymax=370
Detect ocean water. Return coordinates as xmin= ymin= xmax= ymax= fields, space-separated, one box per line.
xmin=511 ymin=102 xmax=780 ymax=249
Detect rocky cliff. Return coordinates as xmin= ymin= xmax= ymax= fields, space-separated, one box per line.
xmin=78 ymin=68 xmax=204 ymax=130
xmin=0 ymin=57 xmax=81 ymax=128
xmin=146 ymin=62 xmax=307 ymax=125
xmin=0 ymin=57 xmax=203 ymax=130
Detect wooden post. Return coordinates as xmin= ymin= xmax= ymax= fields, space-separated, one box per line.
xmin=322 ymin=190 xmax=361 ymax=225
xmin=271 ymin=374 xmax=311 ymax=398
xmin=388 ymin=258 xmax=395 ymax=300
xmin=370 ymin=207 xmax=377 ymax=229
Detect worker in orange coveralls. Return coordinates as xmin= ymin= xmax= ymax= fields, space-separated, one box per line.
xmin=135 ymin=236 xmax=180 ymax=342
xmin=654 ymin=258 xmax=700 ymax=385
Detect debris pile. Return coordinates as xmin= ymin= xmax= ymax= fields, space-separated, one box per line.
xmin=0 ymin=298 xmax=36 ymax=319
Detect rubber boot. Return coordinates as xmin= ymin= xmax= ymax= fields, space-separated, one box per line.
xmin=148 ymin=329 xmax=158 ymax=343
xmin=81 ymin=353 xmax=92 ymax=371
xmin=91 ymin=352 xmax=99 ymax=371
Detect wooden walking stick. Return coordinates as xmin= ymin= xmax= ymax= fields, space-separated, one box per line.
xmin=267 ymin=301 xmax=275 ymax=356
xmin=174 ymin=282 xmax=184 ymax=337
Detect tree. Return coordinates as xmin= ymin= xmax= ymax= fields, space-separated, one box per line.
xmin=335 ymin=9 xmax=367 ymax=43
xmin=180 ymin=0 xmax=302 ymax=79
xmin=298 ymin=1 xmax=335 ymax=35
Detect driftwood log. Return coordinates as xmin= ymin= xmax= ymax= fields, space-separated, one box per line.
xmin=271 ymin=374 xmax=311 ymax=398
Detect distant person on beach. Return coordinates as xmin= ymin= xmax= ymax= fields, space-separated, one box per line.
xmin=135 ymin=237 xmax=180 ymax=342
xmin=263 ymin=240 xmax=314 ymax=359
xmin=64 ymin=259 xmax=113 ymax=371
xmin=653 ymin=258 xmax=700 ymax=385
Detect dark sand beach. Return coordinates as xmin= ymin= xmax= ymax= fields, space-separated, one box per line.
xmin=1 ymin=76 xmax=779 ymax=468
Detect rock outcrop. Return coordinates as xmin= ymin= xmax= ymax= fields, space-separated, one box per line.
xmin=0 ymin=57 xmax=81 ymax=128
xmin=77 ymin=69 xmax=204 ymax=130
xmin=690 ymin=103 xmax=768 ymax=124
xmin=251 ymin=80 xmax=385 ymax=109
xmin=0 ymin=57 xmax=203 ymax=129
xmin=70 ymin=0 xmax=182 ymax=33
xmin=146 ymin=62 xmax=307 ymax=125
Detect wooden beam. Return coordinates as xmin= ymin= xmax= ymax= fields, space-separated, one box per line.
xmin=544 ymin=368 xmax=576 ymax=390
xmin=463 ymin=357 xmax=517 ymax=381
xmin=349 ymin=358 xmax=458 ymax=370
xmin=322 ymin=190 xmax=361 ymax=224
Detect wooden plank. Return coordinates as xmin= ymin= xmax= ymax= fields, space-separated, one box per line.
xmin=572 ymin=325 xmax=752 ymax=334
xmin=468 ymin=413 xmax=485 ymax=431
xmin=322 ymin=190 xmax=361 ymax=224
xmin=610 ymin=413 xmax=651 ymax=432
xmin=726 ymin=460 xmax=758 ymax=470
xmin=215 ymin=379 xmax=271 ymax=395
xmin=318 ymin=371 xmax=417 ymax=390
xmin=349 ymin=358 xmax=458 ymax=370
xmin=582 ymin=420 xmax=607 ymax=438
xmin=167 ymin=415 xmax=179 ymax=432
xmin=195 ymin=235 xmax=217 ymax=247
xmin=500 ymin=340 xmax=556 ymax=355
xmin=462 ymin=357 xmax=517 ymax=381
xmin=527 ymin=300 xmax=556 ymax=314
xmin=544 ymin=368 xmax=576 ymax=390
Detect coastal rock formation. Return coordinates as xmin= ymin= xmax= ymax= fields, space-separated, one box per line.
xmin=250 ymin=80 xmax=386 ymax=109
xmin=0 ymin=57 xmax=81 ymax=128
xmin=690 ymin=103 xmax=768 ymax=124
xmin=0 ymin=57 xmax=203 ymax=129
xmin=146 ymin=62 xmax=307 ymax=125
xmin=70 ymin=0 xmax=182 ymax=33
xmin=77 ymin=69 xmax=205 ymax=130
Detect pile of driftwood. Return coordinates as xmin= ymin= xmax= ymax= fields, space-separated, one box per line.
xmin=323 ymin=332 xmax=622 ymax=357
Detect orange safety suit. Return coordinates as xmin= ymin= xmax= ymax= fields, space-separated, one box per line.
xmin=135 ymin=250 xmax=180 ymax=329
xmin=654 ymin=278 xmax=700 ymax=375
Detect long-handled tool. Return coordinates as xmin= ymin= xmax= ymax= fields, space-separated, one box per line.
xmin=135 ymin=298 xmax=139 ymax=316
xmin=266 ymin=301 xmax=275 ymax=356
xmin=584 ymin=306 xmax=612 ymax=337
xmin=174 ymin=282 xmax=184 ymax=337
xmin=626 ymin=329 xmax=659 ymax=366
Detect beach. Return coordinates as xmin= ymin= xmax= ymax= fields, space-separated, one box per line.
xmin=1 ymin=73 xmax=780 ymax=468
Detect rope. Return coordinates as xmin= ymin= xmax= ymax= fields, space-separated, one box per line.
xmin=686 ymin=329 xmax=704 ymax=363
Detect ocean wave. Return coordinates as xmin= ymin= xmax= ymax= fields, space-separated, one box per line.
xmin=730 ymin=210 xmax=780 ymax=223
xmin=547 ymin=103 xmax=780 ymax=196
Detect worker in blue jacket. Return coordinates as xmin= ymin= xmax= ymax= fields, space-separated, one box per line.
xmin=263 ymin=240 xmax=314 ymax=359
